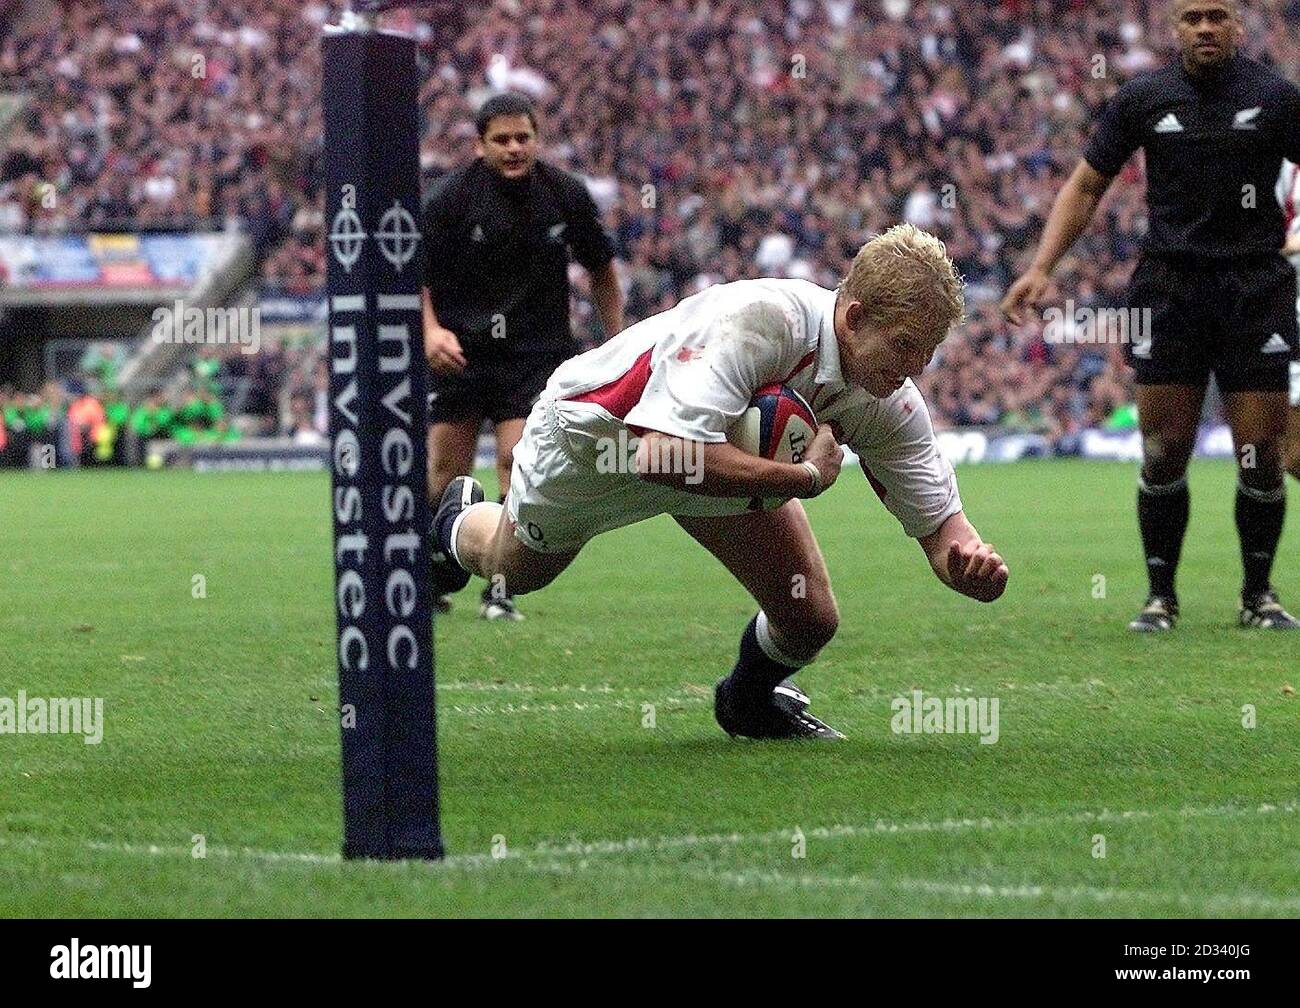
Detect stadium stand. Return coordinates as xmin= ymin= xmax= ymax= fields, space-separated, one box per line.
xmin=3 ymin=0 xmax=1300 ymax=466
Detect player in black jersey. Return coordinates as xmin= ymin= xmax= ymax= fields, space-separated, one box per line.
xmin=1003 ymin=0 xmax=1300 ymax=631
xmin=422 ymin=93 xmax=623 ymax=620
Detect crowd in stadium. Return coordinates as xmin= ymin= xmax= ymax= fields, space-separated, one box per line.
xmin=4 ymin=0 xmax=1300 ymax=460
xmin=0 ymin=373 xmax=231 ymax=467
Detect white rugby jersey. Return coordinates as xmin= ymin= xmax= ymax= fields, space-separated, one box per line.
xmin=545 ymin=277 xmax=963 ymax=538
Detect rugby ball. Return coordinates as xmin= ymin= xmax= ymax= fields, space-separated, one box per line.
xmin=728 ymin=383 xmax=817 ymax=464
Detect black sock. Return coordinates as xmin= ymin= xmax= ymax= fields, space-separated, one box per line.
xmin=433 ymin=505 xmax=460 ymax=562
xmin=726 ymin=615 xmax=797 ymax=707
xmin=1137 ymin=476 xmax=1189 ymax=599
xmin=1236 ymin=481 xmax=1285 ymax=600
xmin=430 ymin=509 xmax=462 ymax=596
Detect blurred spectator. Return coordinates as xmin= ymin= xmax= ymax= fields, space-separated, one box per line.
xmin=65 ymin=381 xmax=106 ymax=465
xmin=7 ymin=0 xmax=1298 ymax=438
xmin=286 ymin=390 xmax=327 ymax=446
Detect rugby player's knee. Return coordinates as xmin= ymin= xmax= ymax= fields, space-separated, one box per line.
xmin=803 ymin=601 xmax=840 ymax=653
xmin=1140 ymin=431 xmax=1195 ymax=484
xmin=491 ymin=545 xmax=574 ymax=597
xmin=428 ymin=422 xmax=478 ymax=492
xmin=428 ymin=450 xmax=470 ymax=497
xmin=492 ymin=565 xmax=554 ymax=597
xmin=1284 ymin=429 xmax=1300 ymax=481
xmin=428 ymin=462 xmax=463 ymax=499
xmin=1237 ymin=442 xmax=1283 ymax=489
xmin=769 ymin=595 xmax=839 ymax=658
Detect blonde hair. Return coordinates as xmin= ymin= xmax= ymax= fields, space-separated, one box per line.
xmin=839 ymin=223 xmax=965 ymax=341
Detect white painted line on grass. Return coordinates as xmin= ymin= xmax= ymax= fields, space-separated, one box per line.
xmin=518 ymin=799 xmax=1300 ymax=860
xmin=503 ymin=858 xmax=1300 ymax=915
xmin=3 ymin=800 xmax=1295 ymax=877
xmin=439 ymin=681 xmax=626 ymax=695
xmin=444 ymin=694 xmax=707 ymax=718
xmin=7 ymin=833 xmax=1296 ymax=914
xmin=436 ymin=679 xmax=1105 ymax=699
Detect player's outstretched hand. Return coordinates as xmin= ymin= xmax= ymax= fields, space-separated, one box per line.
xmin=426 ymin=324 xmax=467 ymax=375
xmin=999 ymin=268 xmax=1050 ymax=325
xmin=946 ymin=539 xmax=1009 ymax=602
xmin=804 ymin=423 xmax=843 ymax=495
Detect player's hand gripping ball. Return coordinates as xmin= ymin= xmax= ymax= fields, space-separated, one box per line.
xmin=728 ymin=383 xmax=830 ymax=508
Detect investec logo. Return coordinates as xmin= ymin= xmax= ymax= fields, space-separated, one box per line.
xmin=330 ymin=289 xmax=422 ymax=674
xmin=1042 ymin=299 xmax=1151 ymax=345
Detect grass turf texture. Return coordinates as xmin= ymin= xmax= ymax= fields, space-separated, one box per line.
xmin=1 ymin=460 xmax=1297 ymax=918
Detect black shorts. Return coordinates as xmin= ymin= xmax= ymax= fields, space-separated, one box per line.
xmin=428 ymin=345 xmax=573 ymax=425
xmin=1124 ymin=252 xmax=1298 ymax=392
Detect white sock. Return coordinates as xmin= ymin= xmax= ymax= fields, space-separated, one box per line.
xmin=755 ymin=610 xmax=817 ymax=668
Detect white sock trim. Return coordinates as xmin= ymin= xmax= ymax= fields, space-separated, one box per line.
xmin=1137 ymin=475 xmax=1187 ymax=495
xmin=448 ymin=500 xmax=497 ymax=569
xmin=1237 ymin=480 xmax=1285 ymax=504
xmin=755 ymin=610 xmax=816 ymax=668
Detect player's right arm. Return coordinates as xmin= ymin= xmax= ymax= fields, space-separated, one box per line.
xmin=422 ymin=287 xmax=466 ymax=375
xmin=1000 ymin=160 xmax=1114 ymax=323
xmin=626 ymin=295 xmax=838 ymax=499
xmin=635 ymin=424 xmax=842 ymax=499
xmin=1002 ymin=77 xmax=1140 ymax=324
xmin=421 ymin=176 xmax=468 ymax=375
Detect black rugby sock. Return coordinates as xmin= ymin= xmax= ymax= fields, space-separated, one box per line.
xmin=1235 ymin=481 xmax=1285 ymax=600
xmin=726 ymin=615 xmax=798 ymax=707
xmin=1137 ymin=476 xmax=1189 ymax=599
xmin=433 ymin=505 xmax=460 ymax=563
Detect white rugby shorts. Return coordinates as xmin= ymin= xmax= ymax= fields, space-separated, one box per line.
xmin=506 ymin=397 xmax=776 ymax=554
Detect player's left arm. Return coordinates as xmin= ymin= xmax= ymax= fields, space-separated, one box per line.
xmin=1279 ymin=85 xmax=1300 ymax=169
xmin=588 ymin=260 xmax=624 ymax=338
xmin=850 ymin=383 xmax=1008 ymax=602
xmin=917 ymin=511 xmax=1009 ymax=603
xmin=564 ymin=175 xmax=624 ymax=338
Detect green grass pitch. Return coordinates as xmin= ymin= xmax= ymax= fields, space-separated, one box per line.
xmin=1 ymin=461 xmax=1297 ymax=917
